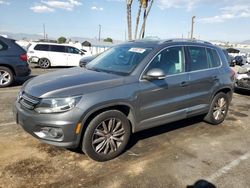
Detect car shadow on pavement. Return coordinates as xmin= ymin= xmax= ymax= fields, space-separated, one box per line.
xmin=12 ymin=75 xmax=37 ymax=87
xmin=234 ymin=89 xmax=250 ymax=96
xmin=126 ymin=115 xmax=204 ymax=150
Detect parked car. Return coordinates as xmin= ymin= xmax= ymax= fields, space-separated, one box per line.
xmin=222 ymin=49 xmax=235 ymax=67
xmin=0 ymin=36 xmax=31 ymax=87
xmin=14 ymin=39 xmax=234 ymax=161
xmin=235 ymin=64 xmax=250 ymax=91
xmin=233 ymin=55 xmax=247 ymax=66
xmin=28 ymin=43 xmax=88 ymax=68
xmin=79 ymin=55 xmax=97 ymax=67
xmin=246 ymin=53 xmax=250 ymax=63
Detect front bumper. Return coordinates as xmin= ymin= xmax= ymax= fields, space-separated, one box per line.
xmin=14 ymin=100 xmax=84 ymax=148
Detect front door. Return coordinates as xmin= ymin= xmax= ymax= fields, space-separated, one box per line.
xmin=138 ymin=46 xmax=190 ymax=130
xmin=66 ymin=46 xmax=84 ymax=66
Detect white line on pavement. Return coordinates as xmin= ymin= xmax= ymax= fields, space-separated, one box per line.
xmin=0 ymin=122 xmax=16 ymax=127
xmin=0 ymin=89 xmax=19 ymax=94
xmin=207 ymin=151 xmax=250 ymax=182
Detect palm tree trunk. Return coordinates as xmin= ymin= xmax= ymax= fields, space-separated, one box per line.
xmin=134 ymin=3 xmax=142 ymax=40
xmin=126 ymin=0 xmax=133 ymax=40
xmin=139 ymin=0 xmax=154 ymax=39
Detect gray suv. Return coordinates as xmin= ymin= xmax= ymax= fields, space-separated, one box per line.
xmin=14 ymin=39 xmax=235 ymax=161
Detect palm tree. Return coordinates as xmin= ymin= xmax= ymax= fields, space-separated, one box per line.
xmin=139 ymin=0 xmax=154 ymax=39
xmin=134 ymin=1 xmax=142 ymax=40
xmin=126 ymin=0 xmax=133 ymax=40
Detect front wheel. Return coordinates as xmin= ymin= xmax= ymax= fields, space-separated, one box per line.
xmin=82 ymin=110 xmax=131 ymax=162
xmin=204 ymin=92 xmax=230 ymax=125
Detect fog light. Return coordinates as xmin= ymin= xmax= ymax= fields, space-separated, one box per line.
xmin=34 ymin=127 xmax=63 ymax=140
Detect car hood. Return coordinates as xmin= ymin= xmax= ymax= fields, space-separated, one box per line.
xmin=24 ymin=67 xmax=124 ymax=98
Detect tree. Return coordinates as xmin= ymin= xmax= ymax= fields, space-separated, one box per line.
xmin=57 ymin=36 xmax=66 ymax=44
xmin=126 ymin=0 xmax=133 ymax=40
xmin=126 ymin=0 xmax=154 ymax=40
xmin=103 ymin=37 xmax=113 ymax=43
xmin=134 ymin=1 xmax=142 ymax=40
xmin=139 ymin=0 xmax=154 ymax=39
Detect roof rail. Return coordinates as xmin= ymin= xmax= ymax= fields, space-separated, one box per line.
xmin=163 ymin=38 xmax=212 ymax=45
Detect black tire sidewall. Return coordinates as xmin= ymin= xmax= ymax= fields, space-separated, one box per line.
xmin=82 ymin=110 xmax=131 ymax=162
xmin=0 ymin=66 xmax=14 ymax=87
xmin=206 ymin=92 xmax=229 ymax=125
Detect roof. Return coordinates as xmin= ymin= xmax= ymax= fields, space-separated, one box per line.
xmin=119 ymin=38 xmax=215 ymax=49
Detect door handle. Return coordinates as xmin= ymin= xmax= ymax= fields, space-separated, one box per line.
xmin=180 ymin=81 xmax=188 ymax=87
xmin=213 ymin=76 xmax=219 ymax=81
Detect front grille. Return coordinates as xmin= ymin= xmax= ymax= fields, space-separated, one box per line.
xmin=19 ymin=92 xmax=40 ymax=110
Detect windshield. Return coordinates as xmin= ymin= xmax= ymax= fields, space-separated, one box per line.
xmin=86 ymin=46 xmax=152 ymax=75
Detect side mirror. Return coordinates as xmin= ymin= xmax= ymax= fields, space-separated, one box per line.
xmin=79 ymin=51 xmax=85 ymax=55
xmin=143 ymin=68 xmax=166 ymax=80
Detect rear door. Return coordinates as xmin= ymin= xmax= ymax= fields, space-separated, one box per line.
xmin=186 ymin=46 xmax=221 ymax=114
xmin=48 ymin=45 xmax=68 ymax=66
xmin=65 ymin=46 xmax=84 ymax=66
xmin=138 ymin=46 xmax=191 ymax=129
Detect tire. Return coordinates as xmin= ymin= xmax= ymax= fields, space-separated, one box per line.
xmin=82 ymin=110 xmax=131 ymax=162
xmin=0 ymin=66 xmax=14 ymax=88
xmin=204 ymin=92 xmax=229 ymax=125
xmin=38 ymin=58 xmax=50 ymax=69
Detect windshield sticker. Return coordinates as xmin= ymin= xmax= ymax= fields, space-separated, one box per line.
xmin=129 ymin=48 xmax=146 ymax=54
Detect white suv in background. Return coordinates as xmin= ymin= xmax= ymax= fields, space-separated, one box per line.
xmin=28 ymin=43 xmax=88 ymax=68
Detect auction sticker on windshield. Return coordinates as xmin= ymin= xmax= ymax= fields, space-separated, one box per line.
xmin=129 ymin=48 xmax=146 ymax=54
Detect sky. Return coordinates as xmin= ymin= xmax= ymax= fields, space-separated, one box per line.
xmin=0 ymin=0 xmax=250 ymax=42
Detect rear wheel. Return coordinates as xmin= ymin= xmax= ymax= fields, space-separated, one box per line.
xmin=39 ymin=58 xmax=50 ymax=69
xmin=0 ymin=66 xmax=14 ymax=88
xmin=204 ymin=92 xmax=229 ymax=125
xmin=82 ymin=110 xmax=131 ymax=162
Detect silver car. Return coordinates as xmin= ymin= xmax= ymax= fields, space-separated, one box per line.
xmin=235 ymin=64 xmax=250 ymax=90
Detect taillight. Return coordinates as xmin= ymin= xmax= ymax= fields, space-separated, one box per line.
xmin=230 ymin=68 xmax=236 ymax=80
xmin=20 ymin=53 xmax=27 ymax=62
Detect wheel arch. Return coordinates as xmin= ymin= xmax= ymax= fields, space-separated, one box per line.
xmin=78 ymin=103 xmax=137 ymax=146
xmin=211 ymin=87 xmax=233 ymax=102
xmin=0 ymin=64 xmax=16 ymax=75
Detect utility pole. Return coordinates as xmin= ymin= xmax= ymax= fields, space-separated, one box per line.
xmin=98 ymin=24 xmax=102 ymax=42
xmin=43 ymin=23 xmax=46 ymax=40
xmin=190 ymin=16 xmax=196 ymax=39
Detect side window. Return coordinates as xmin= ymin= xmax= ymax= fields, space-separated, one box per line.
xmin=147 ymin=46 xmax=185 ymax=75
xmin=66 ymin=46 xmax=81 ymax=54
xmin=187 ymin=46 xmax=208 ymax=71
xmin=34 ymin=44 xmax=50 ymax=51
xmin=0 ymin=41 xmax=8 ymax=51
xmin=207 ymin=48 xmax=221 ymax=68
xmin=50 ymin=45 xmax=66 ymax=53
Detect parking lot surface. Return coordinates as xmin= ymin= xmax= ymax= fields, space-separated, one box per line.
xmin=0 ymin=66 xmax=250 ymax=188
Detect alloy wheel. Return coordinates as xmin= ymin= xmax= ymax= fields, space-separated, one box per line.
xmin=0 ymin=70 xmax=11 ymax=86
xmin=213 ymin=97 xmax=227 ymax=121
xmin=39 ymin=59 xmax=50 ymax=68
xmin=92 ymin=118 xmax=125 ymax=155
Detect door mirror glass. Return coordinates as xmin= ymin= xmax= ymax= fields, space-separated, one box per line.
xmin=143 ymin=68 xmax=166 ymax=80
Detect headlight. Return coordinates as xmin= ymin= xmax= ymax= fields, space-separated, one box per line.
xmin=34 ymin=96 xmax=82 ymax=114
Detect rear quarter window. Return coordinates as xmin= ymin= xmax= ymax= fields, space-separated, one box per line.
xmin=34 ymin=44 xmax=50 ymax=51
xmin=206 ymin=48 xmax=221 ymax=68
xmin=0 ymin=41 xmax=8 ymax=51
